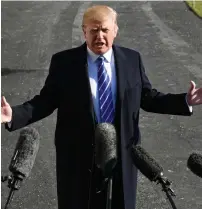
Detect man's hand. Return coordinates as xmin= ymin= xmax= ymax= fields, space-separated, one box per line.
xmin=1 ymin=96 xmax=12 ymax=123
xmin=187 ymin=81 xmax=202 ymax=106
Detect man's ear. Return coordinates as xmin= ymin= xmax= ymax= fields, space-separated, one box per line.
xmin=82 ymin=25 xmax=87 ymax=39
xmin=114 ymin=24 xmax=119 ymax=38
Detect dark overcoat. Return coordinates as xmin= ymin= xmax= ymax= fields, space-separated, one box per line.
xmin=6 ymin=43 xmax=191 ymax=209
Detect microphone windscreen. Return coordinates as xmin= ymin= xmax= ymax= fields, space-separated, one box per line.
xmin=9 ymin=127 xmax=40 ymax=179
xmin=187 ymin=153 xmax=202 ymax=178
xmin=95 ymin=123 xmax=117 ymax=177
xmin=131 ymin=145 xmax=163 ymax=182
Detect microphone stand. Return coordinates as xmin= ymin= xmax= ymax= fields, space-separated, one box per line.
xmin=105 ymin=161 xmax=117 ymax=209
xmin=2 ymin=174 xmax=23 ymax=209
xmin=106 ymin=177 xmax=113 ymax=209
xmin=157 ymin=174 xmax=177 ymax=209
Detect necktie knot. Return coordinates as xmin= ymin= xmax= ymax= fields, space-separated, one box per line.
xmin=96 ymin=56 xmax=105 ymax=65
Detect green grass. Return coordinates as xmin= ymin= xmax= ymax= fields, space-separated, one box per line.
xmin=186 ymin=0 xmax=202 ymax=18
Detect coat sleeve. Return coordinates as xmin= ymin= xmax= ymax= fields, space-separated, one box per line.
xmin=5 ymin=54 xmax=60 ymax=131
xmin=138 ymin=53 xmax=192 ymax=116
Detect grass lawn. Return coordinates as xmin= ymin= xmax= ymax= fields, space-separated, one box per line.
xmin=186 ymin=0 xmax=202 ymax=18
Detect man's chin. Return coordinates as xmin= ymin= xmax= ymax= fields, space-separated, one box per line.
xmin=93 ymin=47 xmax=109 ymax=55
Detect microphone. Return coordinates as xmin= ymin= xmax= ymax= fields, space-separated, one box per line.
xmin=94 ymin=123 xmax=117 ymax=209
xmin=187 ymin=153 xmax=202 ymax=178
xmin=131 ymin=145 xmax=163 ymax=182
xmin=95 ymin=123 xmax=117 ymax=178
xmin=2 ymin=127 xmax=40 ymax=209
xmin=131 ymin=145 xmax=178 ymax=209
xmin=9 ymin=127 xmax=40 ymax=179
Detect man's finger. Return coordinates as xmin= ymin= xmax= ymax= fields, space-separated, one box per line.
xmin=191 ymin=80 xmax=196 ymax=88
xmin=1 ymin=96 xmax=7 ymax=106
xmin=189 ymin=80 xmax=196 ymax=95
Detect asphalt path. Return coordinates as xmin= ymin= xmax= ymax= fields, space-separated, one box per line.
xmin=1 ymin=2 xmax=202 ymax=209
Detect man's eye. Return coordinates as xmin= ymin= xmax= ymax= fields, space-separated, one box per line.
xmin=102 ymin=29 xmax=109 ymax=33
xmin=91 ymin=29 xmax=98 ymax=33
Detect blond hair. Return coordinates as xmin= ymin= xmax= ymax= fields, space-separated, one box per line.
xmin=82 ymin=5 xmax=118 ymax=27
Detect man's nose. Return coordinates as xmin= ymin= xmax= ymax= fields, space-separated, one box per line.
xmin=97 ymin=30 xmax=104 ymax=39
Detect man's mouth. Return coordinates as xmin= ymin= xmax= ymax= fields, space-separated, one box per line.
xmin=95 ymin=42 xmax=105 ymax=47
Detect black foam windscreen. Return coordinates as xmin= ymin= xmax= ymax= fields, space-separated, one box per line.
xmin=95 ymin=123 xmax=117 ymax=177
xmin=131 ymin=145 xmax=163 ymax=182
xmin=187 ymin=153 xmax=202 ymax=178
xmin=9 ymin=127 xmax=40 ymax=179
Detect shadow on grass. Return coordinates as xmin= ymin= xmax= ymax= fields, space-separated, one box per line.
xmin=1 ymin=68 xmax=47 ymax=76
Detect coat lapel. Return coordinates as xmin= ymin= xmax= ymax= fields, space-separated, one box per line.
xmin=113 ymin=45 xmax=127 ymax=106
xmin=76 ymin=43 xmax=97 ymax=125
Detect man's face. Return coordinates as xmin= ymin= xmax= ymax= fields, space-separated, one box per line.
xmin=83 ymin=18 xmax=118 ymax=55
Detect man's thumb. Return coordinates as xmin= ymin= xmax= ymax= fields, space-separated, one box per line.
xmin=189 ymin=81 xmax=196 ymax=95
xmin=1 ymin=96 xmax=8 ymax=106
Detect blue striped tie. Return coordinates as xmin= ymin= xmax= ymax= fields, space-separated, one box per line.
xmin=97 ymin=56 xmax=115 ymax=123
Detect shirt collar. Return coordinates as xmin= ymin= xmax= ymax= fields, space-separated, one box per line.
xmin=87 ymin=46 xmax=113 ymax=63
